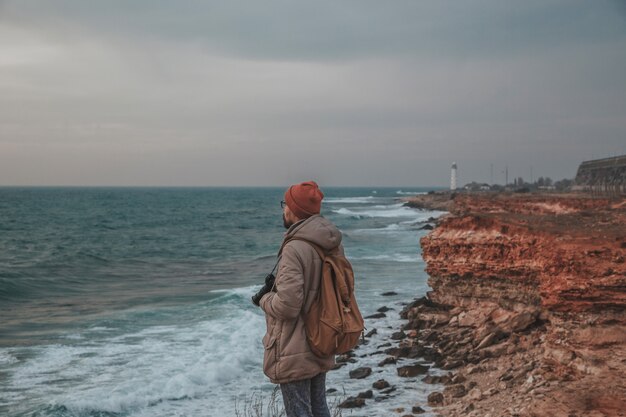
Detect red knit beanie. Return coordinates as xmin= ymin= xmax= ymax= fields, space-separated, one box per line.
xmin=284 ymin=181 xmax=324 ymax=219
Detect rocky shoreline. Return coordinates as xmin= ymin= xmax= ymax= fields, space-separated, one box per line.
xmin=335 ymin=192 xmax=626 ymax=417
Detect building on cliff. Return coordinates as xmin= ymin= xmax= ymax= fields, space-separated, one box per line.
xmin=574 ymin=154 xmax=626 ymax=195
xmin=450 ymin=162 xmax=457 ymax=191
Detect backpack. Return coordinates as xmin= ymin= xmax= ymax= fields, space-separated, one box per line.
xmin=288 ymin=237 xmax=365 ymax=357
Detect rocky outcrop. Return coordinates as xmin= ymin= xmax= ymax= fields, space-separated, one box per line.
xmin=403 ymin=192 xmax=457 ymax=212
xmin=410 ymin=192 xmax=626 ymax=417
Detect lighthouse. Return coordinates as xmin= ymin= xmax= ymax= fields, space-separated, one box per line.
xmin=451 ymin=162 xmax=457 ymax=191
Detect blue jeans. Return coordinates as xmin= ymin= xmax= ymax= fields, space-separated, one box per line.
xmin=279 ymin=372 xmax=331 ymax=417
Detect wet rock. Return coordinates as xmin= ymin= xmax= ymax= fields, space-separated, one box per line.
xmin=381 ymin=291 xmax=398 ymax=296
xmin=331 ymin=363 xmax=346 ymax=370
xmin=377 ymin=306 xmax=392 ymax=313
xmin=326 ymin=388 xmax=337 ymax=394
xmin=365 ymin=328 xmax=377 ymax=337
xmin=422 ymin=374 xmax=451 ymax=384
xmin=365 ymin=312 xmax=387 ymax=319
xmin=412 ymin=405 xmax=426 ymax=414
xmin=427 ymin=391 xmax=444 ymax=406
xmin=349 ymin=367 xmax=372 ymax=379
xmin=420 ymin=224 xmax=434 ymax=230
xmin=372 ymin=379 xmax=390 ymax=389
xmin=378 ymin=356 xmax=397 ymax=367
xmin=357 ymin=390 xmax=373 ymax=399
xmin=391 ymin=331 xmax=407 ymax=340
xmin=397 ymin=363 xmax=429 ymax=377
xmin=378 ymin=342 xmax=392 ymax=348
xmin=385 ymin=346 xmax=412 ymax=358
xmin=374 ymin=395 xmax=390 ymax=402
xmin=381 ymin=386 xmax=397 ymax=394
xmin=338 ymin=397 xmax=365 ymax=408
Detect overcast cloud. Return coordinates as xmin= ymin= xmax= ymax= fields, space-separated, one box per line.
xmin=1 ymin=0 xmax=625 ymax=186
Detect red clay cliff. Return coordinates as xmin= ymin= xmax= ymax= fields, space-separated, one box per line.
xmin=402 ymin=192 xmax=626 ymax=417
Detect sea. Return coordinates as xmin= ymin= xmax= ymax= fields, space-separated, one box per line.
xmin=0 ymin=187 xmax=447 ymax=417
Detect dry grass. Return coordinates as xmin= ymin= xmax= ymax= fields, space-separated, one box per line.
xmin=234 ymin=386 xmax=343 ymax=417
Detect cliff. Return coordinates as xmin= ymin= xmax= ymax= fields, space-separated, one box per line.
xmin=404 ymin=193 xmax=626 ymax=416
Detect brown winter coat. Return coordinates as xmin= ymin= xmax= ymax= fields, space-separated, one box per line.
xmin=260 ymin=214 xmax=340 ymax=384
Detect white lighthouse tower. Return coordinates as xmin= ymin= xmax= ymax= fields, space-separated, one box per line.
xmin=451 ymin=162 xmax=457 ymax=191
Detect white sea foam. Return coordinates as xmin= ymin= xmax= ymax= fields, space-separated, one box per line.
xmin=396 ymin=190 xmax=428 ymax=195
xmin=333 ymin=204 xmax=433 ymax=219
xmin=0 ymin=350 xmax=18 ymax=365
xmin=354 ymin=254 xmax=421 ymax=263
xmin=7 ymin=300 xmax=268 ymax=416
xmin=351 ymin=223 xmax=404 ymax=234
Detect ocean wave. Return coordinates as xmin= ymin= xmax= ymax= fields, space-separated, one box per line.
xmin=333 ymin=204 xmax=426 ymax=218
xmin=353 ymin=254 xmax=421 ymax=263
xmin=351 ymin=224 xmax=403 ymax=234
xmin=0 ymin=350 xmax=18 ymax=365
xmin=9 ymin=307 xmax=266 ymax=416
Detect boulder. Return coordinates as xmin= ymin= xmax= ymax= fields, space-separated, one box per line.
xmin=490 ymin=309 xmax=538 ymax=334
xmin=412 ymin=405 xmax=426 ymax=414
xmin=372 ymin=379 xmax=390 ymax=389
xmin=378 ymin=356 xmax=397 ymax=367
xmin=391 ymin=331 xmax=407 ymax=340
xmin=422 ymin=374 xmax=451 ymax=384
xmin=444 ymin=384 xmax=467 ymax=398
xmin=476 ymin=332 xmax=499 ymax=349
xmin=349 ymin=367 xmax=372 ymax=379
xmin=427 ymin=392 xmax=444 ymax=406
xmin=357 ymin=390 xmax=373 ymax=399
xmin=338 ymin=397 xmax=365 ymax=408
xmin=381 ymin=386 xmax=397 ymax=394
xmin=365 ymin=328 xmax=377 ymax=337
xmin=397 ymin=363 xmax=429 ymax=377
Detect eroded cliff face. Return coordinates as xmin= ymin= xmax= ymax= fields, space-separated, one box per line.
xmin=407 ymin=193 xmax=626 ymax=417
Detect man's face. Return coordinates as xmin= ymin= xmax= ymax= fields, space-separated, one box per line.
xmin=282 ymin=205 xmax=295 ymax=229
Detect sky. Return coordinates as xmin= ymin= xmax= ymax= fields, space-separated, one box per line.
xmin=1 ymin=1 xmax=625 ymax=187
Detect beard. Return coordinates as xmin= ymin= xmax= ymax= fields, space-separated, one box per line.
xmin=283 ymin=213 xmax=292 ymax=229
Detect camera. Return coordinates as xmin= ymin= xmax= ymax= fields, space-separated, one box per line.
xmin=251 ymin=273 xmax=276 ymax=306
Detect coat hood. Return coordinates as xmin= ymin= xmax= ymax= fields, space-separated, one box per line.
xmin=283 ymin=214 xmax=342 ymax=252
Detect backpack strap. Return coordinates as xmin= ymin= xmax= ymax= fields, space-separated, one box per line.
xmin=285 ymin=237 xmax=352 ymax=306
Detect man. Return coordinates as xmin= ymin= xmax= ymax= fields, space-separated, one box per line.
xmin=258 ymin=181 xmax=341 ymax=417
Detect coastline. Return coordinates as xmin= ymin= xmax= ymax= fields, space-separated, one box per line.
xmin=337 ymin=191 xmax=626 ymax=416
